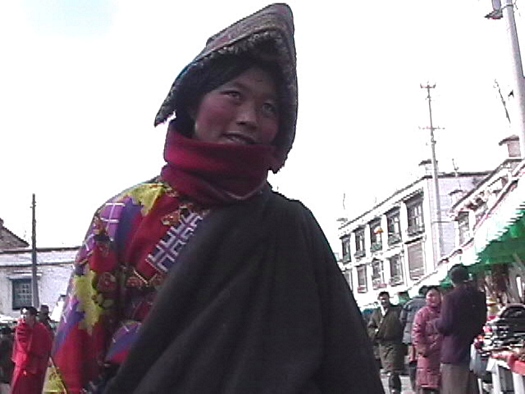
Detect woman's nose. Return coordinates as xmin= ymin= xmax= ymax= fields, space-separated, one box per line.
xmin=236 ymin=102 xmax=258 ymax=130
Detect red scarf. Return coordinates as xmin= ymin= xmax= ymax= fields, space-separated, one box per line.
xmin=161 ymin=131 xmax=275 ymax=206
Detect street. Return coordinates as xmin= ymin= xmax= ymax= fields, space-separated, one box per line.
xmin=380 ymin=372 xmax=414 ymax=394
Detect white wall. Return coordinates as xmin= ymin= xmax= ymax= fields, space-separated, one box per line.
xmin=0 ymin=263 xmax=72 ymax=318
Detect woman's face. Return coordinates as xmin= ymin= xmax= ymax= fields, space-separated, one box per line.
xmin=21 ymin=308 xmax=36 ymax=326
xmin=192 ymin=66 xmax=280 ymax=146
xmin=426 ymin=288 xmax=441 ymax=307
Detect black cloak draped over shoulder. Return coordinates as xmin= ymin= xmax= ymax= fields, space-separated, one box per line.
xmin=104 ymin=189 xmax=383 ymax=393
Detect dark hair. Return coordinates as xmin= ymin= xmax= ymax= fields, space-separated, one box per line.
xmin=0 ymin=326 xmax=12 ymax=335
xmin=418 ymin=285 xmax=429 ymax=296
xmin=23 ymin=306 xmax=38 ymax=316
xmin=172 ymin=54 xmax=284 ymax=138
xmin=449 ymin=264 xmax=469 ymax=285
xmin=377 ymin=291 xmax=390 ymax=299
xmin=425 ymin=285 xmax=441 ymax=295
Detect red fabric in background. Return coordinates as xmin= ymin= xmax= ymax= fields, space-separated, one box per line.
xmin=511 ymin=359 xmax=525 ymax=376
xmin=489 ymin=350 xmax=525 ymax=376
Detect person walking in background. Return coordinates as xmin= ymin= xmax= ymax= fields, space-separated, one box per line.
xmin=436 ymin=264 xmax=486 ymax=394
xmin=11 ymin=307 xmax=53 ymax=394
xmin=397 ymin=291 xmax=411 ymax=306
xmin=38 ymin=305 xmax=54 ymax=335
xmin=368 ymin=291 xmax=405 ymax=394
xmin=45 ymin=3 xmax=383 ymax=394
xmin=400 ymin=285 xmax=428 ymax=392
xmin=363 ymin=307 xmax=382 ymax=372
xmin=412 ymin=286 xmax=443 ymax=394
xmin=0 ymin=327 xmax=14 ymax=394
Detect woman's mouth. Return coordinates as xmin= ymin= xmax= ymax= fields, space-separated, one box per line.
xmin=223 ymin=133 xmax=256 ymax=145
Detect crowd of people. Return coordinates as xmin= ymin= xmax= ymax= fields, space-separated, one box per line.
xmin=365 ymin=264 xmax=487 ymax=394
xmin=0 ymin=266 xmax=488 ymax=394
xmin=0 ymin=305 xmax=54 ymax=394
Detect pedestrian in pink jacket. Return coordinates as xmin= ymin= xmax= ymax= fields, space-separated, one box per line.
xmin=412 ymin=286 xmax=443 ymax=393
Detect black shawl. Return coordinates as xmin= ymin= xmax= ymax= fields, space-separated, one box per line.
xmin=104 ymin=190 xmax=383 ymax=393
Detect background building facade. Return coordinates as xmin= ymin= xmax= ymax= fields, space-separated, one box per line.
xmin=338 ymin=165 xmax=489 ymax=308
xmin=0 ymin=247 xmax=77 ymax=318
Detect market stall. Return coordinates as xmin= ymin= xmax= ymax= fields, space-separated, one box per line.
xmin=467 ymin=166 xmax=525 ymax=393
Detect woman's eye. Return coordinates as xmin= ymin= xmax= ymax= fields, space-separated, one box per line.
xmin=262 ymin=102 xmax=278 ymax=116
xmin=224 ymin=90 xmax=241 ymax=99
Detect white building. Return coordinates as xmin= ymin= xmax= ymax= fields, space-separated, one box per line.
xmin=338 ymin=162 xmax=490 ymax=309
xmin=0 ymin=247 xmax=78 ymax=318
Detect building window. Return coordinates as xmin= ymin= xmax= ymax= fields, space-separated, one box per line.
xmin=371 ymin=259 xmax=386 ymax=289
xmin=343 ymin=270 xmax=352 ymax=290
xmin=407 ymin=241 xmax=425 ymax=280
xmin=475 ymin=202 xmax=488 ymax=223
xmin=369 ymin=219 xmax=383 ymax=252
xmin=387 ymin=208 xmax=402 ymax=245
xmin=12 ymin=278 xmax=32 ymax=310
xmin=341 ymin=235 xmax=351 ymax=262
xmin=406 ymin=195 xmax=424 ymax=236
xmin=457 ymin=211 xmax=470 ymax=245
xmin=388 ymin=254 xmax=403 ymax=285
xmin=357 ymin=265 xmax=367 ymax=293
xmin=354 ymin=228 xmax=365 ymax=259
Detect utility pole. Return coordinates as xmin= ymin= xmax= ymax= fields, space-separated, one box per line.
xmin=420 ymin=84 xmax=445 ymax=263
xmin=31 ymin=193 xmax=39 ymax=308
xmin=486 ymin=0 xmax=525 ymax=156
xmin=502 ymin=0 xmax=525 ymax=156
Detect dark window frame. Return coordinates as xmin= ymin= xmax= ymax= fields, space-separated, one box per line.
xmin=388 ymin=254 xmax=403 ymax=285
xmin=357 ymin=265 xmax=367 ymax=293
xmin=12 ymin=278 xmax=32 ymax=310
xmin=341 ymin=235 xmax=352 ymax=262
xmin=406 ymin=196 xmax=425 ymax=236
xmin=369 ymin=219 xmax=383 ymax=252
xmin=354 ymin=227 xmax=366 ymax=258
xmin=371 ymin=259 xmax=386 ymax=289
xmin=386 ymin=209 xmax=402 ymax=245
xmin=457 ymin=211 xmax=470 ymax=245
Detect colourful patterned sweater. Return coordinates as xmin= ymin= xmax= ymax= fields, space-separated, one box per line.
xmin=45 ymin=178 xmax=208 ymax=393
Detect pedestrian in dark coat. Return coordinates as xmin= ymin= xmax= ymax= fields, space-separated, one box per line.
xmin=0 ymin=326 xmax=14 ymax=394
xmin=400 ymin=285 xmax=428 ymax=391
xmin=436 ymin=264 xmax=486 ymax=394
xmin=363 ymin=307 xmax=382 ymax=371
xmin=368 ymin=291 xmax=404 ymax=394
xmin=38 ymin=305 xmax=54 ymax=336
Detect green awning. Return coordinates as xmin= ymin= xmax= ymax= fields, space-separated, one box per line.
xmin=439 ymin=210 xmax=525 ymax=287
xmin=476 ymin=209 xmax=525 ymax=266
xmin=474 ymin=171 xmax=525 ymax=268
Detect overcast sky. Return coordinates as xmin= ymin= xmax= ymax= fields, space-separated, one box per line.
xmin=0 ymin=0 xmax=522 ymax=253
